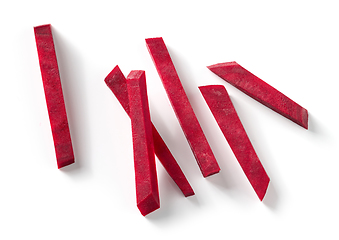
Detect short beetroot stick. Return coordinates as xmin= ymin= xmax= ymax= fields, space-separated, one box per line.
xmin=207 ymin=62 xmax=308 ymax=129
xmin=127 ymin=71 xmax=160 ymax=216
xmin=34 ymin=24 xmax=74 ymax=168
xmin=104 ymin=66 xmax=194 ymax=197
xmin=199 ymin=85 xmax=270 ymax=201
xmin=146 ymin=37 xmax=220 ymax=177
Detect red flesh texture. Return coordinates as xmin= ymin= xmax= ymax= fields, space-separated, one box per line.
xmin=126 ymin=70 xmax=160 ymax=216
xmin=34 ymin=24 xmax=74 ymax=168
xmin=207 ymin=62 xmax=308 ymax=129
xmin=199 ymin=85 xmax=270 ymax=200
xmin=104 ymin=66 xmax=194 ymax=197
xmin=146 ymin=37 xmax=220 ymax=177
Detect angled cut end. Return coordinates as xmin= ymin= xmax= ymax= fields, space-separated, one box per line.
xmin=301 ymin=108 xmax=309 ymax=129
xmin=104 ymin=65 xmax=131 ymax=115
xmin=145 ymin=37 xmax=164 ymax=47
xmin=145 ymin=37 xmax=168 ymax=69
xmin=255 ymin=176 xmax=270 ymax=201
xmin=104 ymin=65 xmax=123 ymax=86
xmin=183 ymin=188 xmax=195 ymax=197
xmin=137 ymin=193 xmax=160 ymax=216
xmin=127 ymin=70 xmax=145 ymax=80
xmin=207 ymin=61 xmax=238 ymax=73
xmin=202 ymin=166 xmax=221 ymax=178
xmin=57 ymin=157 xmax=75 ymax=169
xmin=34 ymin=24 xmax=52 ymax=34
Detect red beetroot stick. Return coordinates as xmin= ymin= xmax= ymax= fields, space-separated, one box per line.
xmin=207 ymin=62 xmax=308 ymax=129
xmin=146 ymin=37 xmax=220 ymax=177
xmin=199 ymin=85 xmax=270 ymax=201
xmin=127 ymin=70 xmax=160 ymax=216
xmin=104 ymin=66 xmax=194 ymax=197
xmin=34 ymin=24 xmax=74 ymax=168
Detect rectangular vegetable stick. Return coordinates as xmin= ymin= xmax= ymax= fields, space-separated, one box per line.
xmin=104 ymin=66 xmax=194 ymax=197
xmin=146 ymin=37 xmax=220 ymax=177
xmin=199 ymin=85 xmax=270 ymax=201
xmin=34 ymin=24 xmax=74 ymax=168
xmin=207 ymin=62 xmax=308 ymax=129
xmin=127 ymin=70 xmax=160 ymax=216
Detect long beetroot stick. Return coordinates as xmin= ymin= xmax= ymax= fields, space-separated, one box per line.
xmin=207 ymin=62 xmax=308 ymax=129
xmin=199 ymin=85 xmax=270 ymax=201
xmin=104 ymin=66 xmax=194 ymax=197
xmin=34 ymin=24 xmax=74 ymax=168
xmin=146 ymin=37 xmax=220 ymax=177
xmin=127 ymin=70 xmax=160 ymax=216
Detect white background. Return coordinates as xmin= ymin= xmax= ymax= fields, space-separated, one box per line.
xmin=1 ymin=0 xmax=338 ymax=239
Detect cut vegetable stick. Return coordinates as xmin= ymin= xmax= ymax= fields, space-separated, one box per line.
xmin=207 ymin=62 xmax=308 ymax=129
xmin=34 ymin=24 xmax=74 ymax=169
xmin=199 ymin=85 xmax=270 ymax=201
xmin=127 ymin=70 xmax=159 ymax=216
xmin=104 ymin=66 xmax=194 ymax=197
xmin=146 ymin=37 xmax=220 ymax=177
xmin=151 ymin=125 xmax=195 ymax=196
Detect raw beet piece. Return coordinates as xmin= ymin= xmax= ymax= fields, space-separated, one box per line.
xmin=151 ymin=125 xmax=195 ymax=196
xmin=104 ymin=66 xmax=194 ymax=197
xmin=199 ymin=85 xmax=270 ymax=201
xmin=146 ymin=37 xmax=220 ymax=177
xmin=127 ymin=70 xmax=160 ymax=216
xmin=207 ymin=62 xmax=308 ymax=129
xmin=34 ymin=24 xmax=74 ymax=168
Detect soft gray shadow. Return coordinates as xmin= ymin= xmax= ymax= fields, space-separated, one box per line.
xmin=205 ymin=166 xmax=233 ymax=190
xmin=145 ymin=194 xmax=199 ymax=222
xmin=186 ymin=194 xmax=200 ymax=207
xmin=59 ymin=161 xmax=81 ymax=173
xmin=306 ymin=112 xmax=315 ymax=132
xmin=52 ymin=26 xmax=92 ymax=175
xmin=263 ymin=181 xmax=279 ymax=210
xmin=150 ymin=102 xmax=203 ymax=182
xmin=144 ymin=201 xmax=175 ymax=221
xmin=167 ymin=46 xmax=196 ymax=99
xmin=307 ymin=112 xmax=324 ymax=136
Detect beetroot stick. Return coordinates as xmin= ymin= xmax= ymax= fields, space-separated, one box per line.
xmin=146 ymin=37 xmax=220 ymax=177
xmin=207 ymin=62 xmax=308 ymax=129
xmin=199 ymin=85 xmax=270 ymax=201
xmin=34 ymin=24 xmax=74 ymax=168
xmin=127 ymin=71 xmax=160 ymax=216
xmin=104 ymin=66 xmax=194 ymax=197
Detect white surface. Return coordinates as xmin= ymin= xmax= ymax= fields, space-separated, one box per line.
xmin=1 ymin=0 xmax=338 ymax=239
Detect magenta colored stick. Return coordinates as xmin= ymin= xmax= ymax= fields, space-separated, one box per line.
xmin=207 ymin=62 xmax=308 ymax=129
xmin=146 ymin=37 xmax=220 ymax=177
xmin=105 ymin=66 xmax=194 ymax=197
xmin=127 ymin=71 xmax=160 ymax=216
xmin=199 ymin=85 xmax=270 ymax=201
xmin=34 ymin=24 xmax=74 ymax=168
